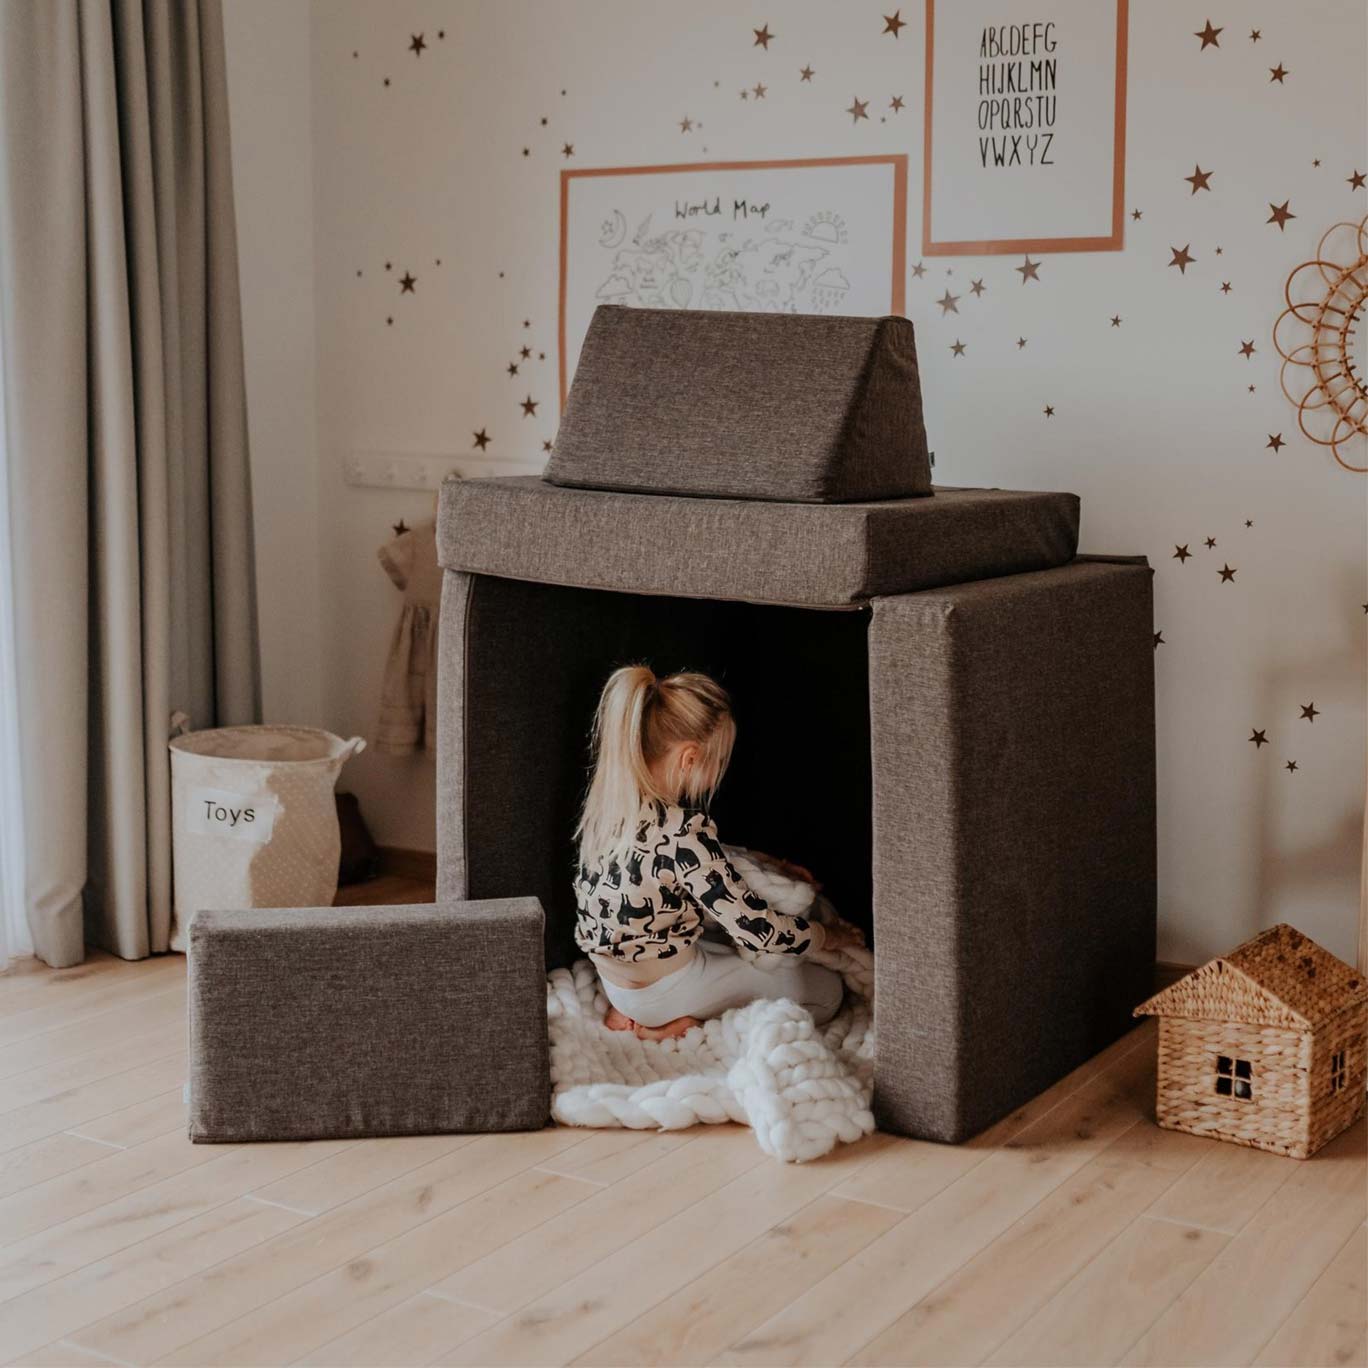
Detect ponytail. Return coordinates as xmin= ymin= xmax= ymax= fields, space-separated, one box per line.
xmin=576 ymin=664 xmax=736 ymax=868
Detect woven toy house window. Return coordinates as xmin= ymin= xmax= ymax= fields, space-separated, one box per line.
xmin=1215 ymin=1055 xmax=1253 ymax=1099
xmin=1330 ymin=1050 xmax=1348 ymax=1093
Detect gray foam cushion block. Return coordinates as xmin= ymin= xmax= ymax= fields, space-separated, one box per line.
xmin=437 ymin=477 xmax=1080 ymax=609
xmin=188 ymin=900 xmax=550 ymax=1142
xmin=545 ymin=305 xmax=931 ymax=503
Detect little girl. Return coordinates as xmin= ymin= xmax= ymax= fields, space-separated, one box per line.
xmin=573 ymin=665 xmax=859 ymax=1041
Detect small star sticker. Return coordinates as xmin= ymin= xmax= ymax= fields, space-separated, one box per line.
xmin=1185 ymin=165 xmax=1214 ymax=194
xmin=1131 ymin=208 xmax=1143 ymax=220
xmin=522 ymin=320 xmax=531 ymax=329
xmin=1285 ymin=760 xmax=1298 ymax=773
xmin=437 ymin=29 xmax=444 ymax=39
xmin=385 ymin=316 xmax=393 ymax=326
xmin=962 ymin=279 xmax=982 ymax=297
xmin=1154 ymin=631 xmax=1164 ymax=648
xmin=392 ymin=518 xmax=409 ymax=536
xmin=542 ymin=440 xmax=553 ymax=453
xmin=1249 ymin=729 xmax=1268 ymax=747
xmin=1220 ymin=281 xmax=1232 ymax=293
xmin=739 ymin=89 xmax=749 ymax=101
xmin=800 ymin=65 xmax=815 ymax=81
xmin=1218 ymin=563 xmax=1237 ymax=582
xmin=1313 ymin=159 xmax=1320 ymax=167
xmin=847 ymin=96 xmax=868 ymax=122
xmin=399 ymin=272 xmax=416 ymax=293
xmin=1245 ymin=519 xmax=1253 ymax=527
xmin=1266 ymin=433 xmax=1285 ymax=451
xmin=1169 ymin=244 xmax=1196 ymax=273
xmin=883 ymin=10 xmax=906 ymax=37
xmin=1249 ymin=29 xmax=1261 ymax=42
xmin=519 ymin=346 xmax=532 ymax=359
xmin=506 ymin=362 xmax=519 ymax=377
xmin=409 ymin=33 xmax=426 ymax=56
xmin=1205 ymin=537 xmax=1218 ymax=549
xmin=911 ymin=261 xmax=927 ymax=279
xmin=1248 ymin=385 xmax=1256 ymax=394
xmin=1043 ymin=404 xmax=1055 ymax=417
xmin=890 ymin=95 xmax=905 ymax=113
xmin=679 ymin=116 xmax=693 ymax=133
xmin=936 ymin=289 xmax=960 ymax=315
xmin=753 ymin=24 xmax=774 ymax=48
xmin=1195 ymin=20 xmax=1222 ymax=49
xmin=561 ymin=143 xmax=575 ymax=157
xmin=1300 ymin=702 xmax=1319 ymax=722
xmin=1173 ymin=545 xmax=1192 ymax=562
xmin=1016 ymin=256 xmax=1041 ymax=283
xmin=521 ymin=396 xmax=538 ymax=417
xmin=1110 ymin=315 xmax=1122 ymax=327
xmin=1269 ymin=63 xmax=1288 ymax=83
xmin=521 ymin=148 xmax=530 ymax=158
xmin=1267 ymin=200 xmax=1295 ymax=230
xmin=383 ymin=77 xmax=390 ymax=87
xmin=472 ymin=429 xmax=491 ymax=450
xmin=1239 ymin=340 xmax=1256 ymax=358
xmin=1349 ymin=170 xmax=1367 ymax=190
xmin=950 ymin=340 xmax=966 ymax=356
xmin=753 ymin=82 xmax=767 ymax=99
xmin=1016 ymin=337 xmax=1028 ymax=349
xmin=1215 ymin=246 xmax=1223 ymax=255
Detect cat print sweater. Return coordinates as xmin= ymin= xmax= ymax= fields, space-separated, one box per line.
xmin=573 ymin=800 xmax=823 ymax=979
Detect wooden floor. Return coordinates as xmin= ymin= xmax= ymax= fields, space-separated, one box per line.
xmin=0 ymin=949 xmax=1363 ymax=1368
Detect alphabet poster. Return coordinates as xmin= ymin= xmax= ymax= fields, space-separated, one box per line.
xmin=559 ymin=155 xmax=907 ymax=402
xmin=922 ymin=0 xmax=1128 ymax=255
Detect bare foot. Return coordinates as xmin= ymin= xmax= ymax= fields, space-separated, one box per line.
xmin=604 ymin=1006 xmax=637 ymax=1032
xmin=634 ymin=1015 xmax=701 ymax=1041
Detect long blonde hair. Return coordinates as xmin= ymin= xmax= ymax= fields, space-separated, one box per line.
xmin=576 ymin=666 xmax=736 ymax=867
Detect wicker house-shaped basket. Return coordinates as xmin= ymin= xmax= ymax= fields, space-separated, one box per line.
xmin=1135 ymin=924 xmax=1366 ymax=1159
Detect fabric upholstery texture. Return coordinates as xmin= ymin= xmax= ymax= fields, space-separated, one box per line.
xmin=436 ymin=477 xmax=1080 ymax=608
xmin=868 ymin=559 xmax=1157 ymax=1142
xmin=187 ymin=900 xmax=550 ymax=1141
xmin=546 ymin=305 xmax=930 ymax=503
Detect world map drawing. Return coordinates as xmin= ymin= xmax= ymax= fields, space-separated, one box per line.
xmin=591 ymin=210 xmax=855 ymax=314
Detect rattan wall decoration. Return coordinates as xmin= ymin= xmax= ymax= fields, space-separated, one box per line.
xmin=1273 ymin=214 xmax=1368 ymax=473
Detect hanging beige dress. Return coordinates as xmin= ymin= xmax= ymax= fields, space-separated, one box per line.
xmin=376 ymin=518 xmax=441 ymax=754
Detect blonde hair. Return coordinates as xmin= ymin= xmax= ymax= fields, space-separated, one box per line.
xmin=576 ymin=666 xmax=736 ymax=867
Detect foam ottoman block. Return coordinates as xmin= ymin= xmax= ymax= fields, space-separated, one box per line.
xmin=546 ymin=304 xmax=931 ymax=503
xmin=187 ymin=900 xmax=549 ymax=1142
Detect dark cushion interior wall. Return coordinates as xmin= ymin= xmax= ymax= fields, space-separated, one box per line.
xmin=451 ymin=574 xmax=873 ymax=971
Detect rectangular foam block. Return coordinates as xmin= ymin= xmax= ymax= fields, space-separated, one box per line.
xmin=187 ymin=900 xmax=550 ymax=1141
xmin=546 ymin=305 xmax=931 ymax=503
xmin=437 ymin=477 xmax=1080 ymax=609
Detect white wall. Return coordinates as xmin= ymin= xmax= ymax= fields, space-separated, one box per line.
xmin=221 ymin=0 xmax=323 ymax=729
xmin=228 ymin=0 xmax=1368 ymax=963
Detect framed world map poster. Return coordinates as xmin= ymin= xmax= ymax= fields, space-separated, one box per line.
xmin=559 ymin=155 xmax=908 ymax=404
xmin=922 ymin=0 xmax=1128 ymax=256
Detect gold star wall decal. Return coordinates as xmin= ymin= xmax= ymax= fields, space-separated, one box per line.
xmin=1205 ymin=536 xmax=1217 ymax=548
xmin=472 ymin=429 xmax=491 ymax=450
xmin=521 ymin=396 xmax=538 ymax=417
xmin=911 ymin=261 xmax=927 ymax=278
xmin=1185 ymin=165 xmax=1213 ymax=194
xmin=1249 ymin=729 xmax=1268 ymax=747
xmin=1285 ymin=760 xmax=1298 ymax=772
xmin=561 ymin=143 xmax=575 ymax=157
xmin=1238 ymin=340 xmax=1256 ymax=358
xmin=1017 ymin=337 xmax=1028 ymax=348
xmin=1249 ymin=29 xmax=1261 ymax=42
xmin=1154 ymin=631 xmax=1165 ymax=647
xmin=1168 ymin=244 xmax=1196 ymax=273
xmin=753 ymin=82 xmax=768 ymax=98
xmin=1043 ymin=404 xmax=1055 ymax=417
xmin=1300 ymin=702 xmax=1319 ymax=721
xmin=1194 ymin=20 xmax=1222 ymax=49
xmin=970 ymin=279 xmax=985 ymax=296
xmin=506 ymin=362 xmax=519 ymax=376
xmin=399 ymin=271 xmax=416 ymax=293
xmin=1266 ymin=433 xmax=1284 ymax=451
xmin=752 ymin=24 xmax=774 ymax=48
xmin=847 ymin=96 xmax=868 ymax=122
xmin=1218 ymin=563 xmax=1237 ymax=582
xmin=1348 ymin=170 xmax=1366 ymax=190
xmin=1110 ymin=315 xmax=1122 ymax=327
xmin=950 ymin=340 xmax=966 ymax=356
xmin=392 ymin=518 xmax=410 ymax=537
xmin=1267 ymin=200 xmax=1295 ymax=229
xmin=1220 ymin=281 xmax=1232 ymax=293
xmin=1269 ymin=63 xmax=1288 ymax=83
xmin=883 ymin=10 xmax=906 ymax=37
xmin=679 ymin=116 xmax=693 ymax=132
xmin=1016 ymin=255 xmax=1041 ymax=283
xmin=409 ymin=33 xmax=426 ymax=56
xmin=800 ymin=65 xmax=814 ymax=81
xmin=1131 ymin=208 xmax=1143 ymax=220
xmin=1173 ymin=545 xmax=1192 ymax=561
xmin=936 ymin=290 xmax=960 ymax=314
xmin=890 ymin=95 xmax=905 ymax=112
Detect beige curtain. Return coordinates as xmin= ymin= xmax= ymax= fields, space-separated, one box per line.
xmin=0 ymin=0 xmax=259 ymax=966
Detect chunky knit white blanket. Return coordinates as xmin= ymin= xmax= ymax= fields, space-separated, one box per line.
xmin=547 ymin=848 xmax=875 ymax=1163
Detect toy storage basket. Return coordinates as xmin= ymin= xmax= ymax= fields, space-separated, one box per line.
xmin=168 ymin=723 xmax=365 ymax=951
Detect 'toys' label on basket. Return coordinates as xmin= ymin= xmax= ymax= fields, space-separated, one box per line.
xmin=186 ymin=786 xmax=278 ymax=844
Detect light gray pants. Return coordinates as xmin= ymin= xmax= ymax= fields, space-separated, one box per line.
xmin=599 ymin=939 xmax=845 ymax=1029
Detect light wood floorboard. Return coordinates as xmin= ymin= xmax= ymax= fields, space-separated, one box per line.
xmin=0 ymin=952 xmax=1360 ymax=1368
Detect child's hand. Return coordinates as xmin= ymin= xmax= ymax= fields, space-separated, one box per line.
xmin=819 ymin=920 xmax=864 ymax=951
